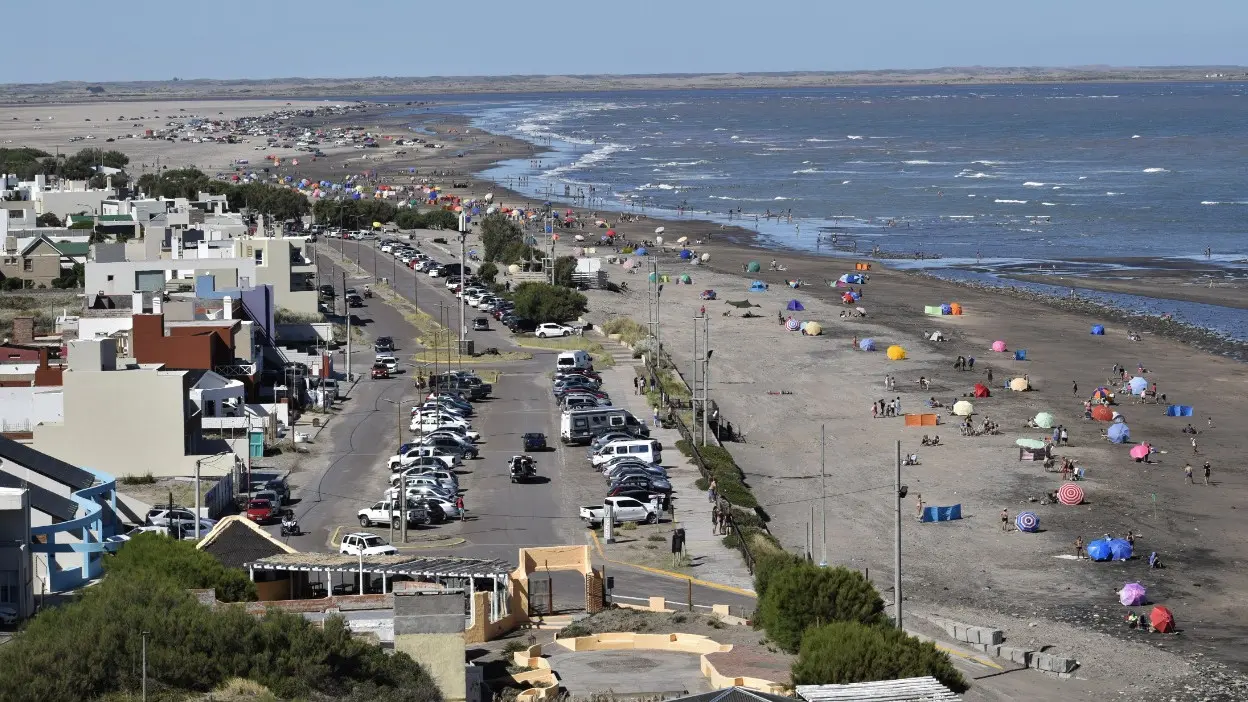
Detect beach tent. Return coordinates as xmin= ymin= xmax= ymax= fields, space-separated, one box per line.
xmin=1165 ymin=405 xmax=1195 ymax=417
xmin=701 ymin=253 xmax=711 ymax=262
xmin=1150 ymin=606 xmax=1175 ymax=633
xmin=750 ymin=281 xmax=768 ymax=293
xmin=838 ymin=273 xmax=866 ymax=284
xmin=678 ymin=274 xmax=692 ymax=284
xmin=949 ymin=303 xmax=963 ymax=315
xmin=1108 ymin=538 xmax=1134 ymax=561
xmin=1016 ymin=438 xmax=1045 ymax=450
xmin=919 ymin=504 xmax=962 ymax=523
xmin=924 ymin=305 xmax=944 ymax=316
xmin=929 ymin=331 xmax=944 ymax=341
xmin=786 ymin=299 xmax=805 ymax=311
xmin=700 ymin=289 xmax=718 ymax=300
xmin=843 ymin=293 xmax=857 ymax=304
xmin=1091 ymin=405 xmax=1116 ymax=422
xmin=1107 ymin=423 xmax=1131 ymax=443
xmin=1128 ymin=376 xmax=1149 ymax=395
xmin=886 ymin=345 xmax=907 ymax=360
xmin=953 ymin=400 xmax=974 ymax=416
xmin=941 ymin=304 xmax=953 ymax=315
xmin=1130 ymin=442 xmax=1152 ymax=461
xmin=747 ymin=261 xmax=762 ymax=273
xmin=1015 ymin=511 xmax=1039 ymax=533
xmin=1119 ymin=583 xmax=1147 ymax=606
xmin=1091 ymin=325 xmax=1106 ymax=335
xmin=785 ymin=318 xmax=801 ymax=331
xmin=859 ymin=338 xmax=876 ymax=351
xmin=1009 ymin=377 xmax=1030 ymax=392
xmin=1087 ymin=539 xmax=1113 ymax=561
xmin=1014 ymin=350 xmax=1028 ymax=361
xmin=1034 ymin=412 xmax=1056 ymax=429
xmin=725 ymin=299 xmax=759 ymax=308
xmin=973 ymin=383 xmax=991 ymax=398
xmin=804 ymin=322 xmax=823 ymax=336
xmin=991 ymin=340 xmax=1007 ymax=352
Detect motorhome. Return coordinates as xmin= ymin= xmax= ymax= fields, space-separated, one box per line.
xmin=560 ymin=407 xmax=649 ymax=445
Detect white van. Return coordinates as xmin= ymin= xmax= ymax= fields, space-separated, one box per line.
xmin=590 ymin=439 xmax=663 ymax=467
xmin=556 ymin=350 xmax=593 ymax=371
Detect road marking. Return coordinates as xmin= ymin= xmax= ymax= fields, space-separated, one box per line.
xmin=933 ymin=643 xmax=1004 ymax=670
xmin=587 ymin=529 xmax=756 ymax=598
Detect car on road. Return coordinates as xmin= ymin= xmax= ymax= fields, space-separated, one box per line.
xmin=318 ymin=285 xmax=337 ymax=299
xmin=358 ymin=500 xmax=427 ymax=528
xmin=245 ymin=498 xmax=279 ymax=524
xmin=371 ymin=363 xmax=390 ymax=379
xmin=425 ymin=393 xmax=473 ymax=414
xmin=347 ymin=294 xmax=365 ymax=308
xmin=339 ymin=532 xmax=398 ymax=556
xmin=389 ymin=455 xmax=449 ymax=474
xmin=145 ymin=507 xmax=214 ymax=529
xmin=375 ymin=355 xmax=399 ymax=372
xmin=388 ymin=484 xmax=457 ymax=502
xmin=375 ymin=336 xmax=395 ymax=352
xmin=579 ymin=496 xmax=660 ymax=526
xmin=417 ymin=433 xmax=480 ymax=459
xmin=535 ymin=323 xmax=574 ymax=338
xmin=472 ymin=317 xmax=490 ymax=331
xmin=424 ymin=425 xmax=482 ymax=443
xmin=523 ymin=432 xmax=547 ymax=451
xmin=504 ymin=317 xmax=537 ymax=333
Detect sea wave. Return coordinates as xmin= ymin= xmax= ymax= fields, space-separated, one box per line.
xmin=1023 ymin=182 xmax=1047 ymax=187
xmin=793 ymin=168 xmax=824 ymax=174
xmin=956 ymin=171 xmax=996 ymax=179
xmin=847 ymin=135 xmax=864 ymax=140
xmin=1143 ymin=167 xmax=1170 ymax=173
xmin=805 ymin=138 xmax=837 ymax=142
xmin=542 ymin=143 xmax=630 ymax=178
xmin=995 ymin=199 xmax=1028 ymax=204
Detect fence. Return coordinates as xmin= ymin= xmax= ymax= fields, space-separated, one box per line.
xmin=204 ymin=471 xmax=235 ymax=519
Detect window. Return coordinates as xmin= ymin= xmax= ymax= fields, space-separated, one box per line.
xmin=106 ymin=274 xmax=114 ymax=282
xmin=204 ymin=399 xmax=215 ymax=417
xmin=22 ymin=260 xmax=32 ymax=272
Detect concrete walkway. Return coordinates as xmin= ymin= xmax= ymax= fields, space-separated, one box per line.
xmin=595 ymin=337 xmax=756 ymax=593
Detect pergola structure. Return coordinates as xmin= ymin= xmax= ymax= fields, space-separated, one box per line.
xmin=244 ymin=553 xmax=515 ymax=623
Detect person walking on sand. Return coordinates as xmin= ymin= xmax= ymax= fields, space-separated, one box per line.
xmin=1001 ymin=508 xmax=1010 ymax=532
xmin=1061 ymin=426 xmax=1069 ymax=446
xmin=915 ymin=494 xmax=924 ymax=520
xmin=872 ymin=403 xmax=878 ymax=419
xmin=1203 ymin=460 xmax=1212 ymax=486
xmin=986 ymin=368 xmax=993 ymax=384
xmin=1191 ymin=436 xmax=1199 ymax=454
xmin=1072 ymin=380 xmax=1079 ymax=395
xmin=1075 ymin=535 xmax=1084 ymax=559
xmin=708 ymin=478 xmax=717 ymax=503
xmin=1184 ymin=464 xmax=1194 ymax=484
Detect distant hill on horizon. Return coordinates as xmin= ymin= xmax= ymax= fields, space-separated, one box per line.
xmin=3 ymin=65 xmax=1246 ymax=103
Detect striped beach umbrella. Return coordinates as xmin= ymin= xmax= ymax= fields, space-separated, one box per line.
xmin=1015 ymin=511 xmax=1039 ymax=533
xmin=1057 ymin=483 xmax=1084 ymax=506
xmin=785 ymin=318 xmax=801 ymax=331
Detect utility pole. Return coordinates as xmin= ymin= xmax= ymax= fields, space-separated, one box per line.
xmin=692 ymin=312 xmax=700 ymax=444
xmin=701 ymin=315 xmax=710 ymax=446
xmin=820 ymin=424 xmax=827 ymax=566
xmin=141 ymin=630 xmax=149 ymax=702
xmin=345 ymin=300 xmax=353 ymax=382
xmin=458 ymin=212 xmax=468 ymax=363
xmin=894 ymin=440 xmax=905 ymax=629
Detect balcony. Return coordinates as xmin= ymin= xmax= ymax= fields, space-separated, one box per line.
xmin=214 ymin=362 xmax=257 ymax=377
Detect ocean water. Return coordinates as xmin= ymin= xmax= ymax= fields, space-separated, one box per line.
xmin=392 ymin=84 xmax=1248 ymax=338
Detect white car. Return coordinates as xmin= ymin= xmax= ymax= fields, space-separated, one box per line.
xmin=0 ymin=605 xmax=18 ymax=625
xmin=388 ymin=447 xmax=461 ymax=471
xmin=358 ymin=500 xmax=427 ymax=528
xmin=375 ymin=355 xmax=399 ymax=371
xmin=465 ymin=292 xmax=486 ymax=307
xmin=411 ymin=411 xmax=470 ymax=429
xmin=536 ymin=323 xmax=574 ymax=338
xmin=386 ymin=484 xmax=456 ymax=502
xmin=339 ymin=532 xmax=398 ymax=556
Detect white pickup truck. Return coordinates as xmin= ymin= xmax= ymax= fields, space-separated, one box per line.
xmin=579 ymin=496 xmax=660 ymax=526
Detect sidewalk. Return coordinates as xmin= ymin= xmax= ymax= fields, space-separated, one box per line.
xmin=595 ymin=337 xmax=756 ymax=593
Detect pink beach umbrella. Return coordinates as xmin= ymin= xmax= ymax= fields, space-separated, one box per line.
xmin=1119 ymin=583 xmax=1147 ymax=606
xmin=1129 ymin=443 xmax=1152 ymax=460
xmin=991 ymin=340 xmax=1007 ymax=352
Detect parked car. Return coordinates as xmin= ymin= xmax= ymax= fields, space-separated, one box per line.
xmin=388 ymin=447 xmax=461 ymax=471
xmin=608 ymin=474 xmax=672 ymax=495
xmin=246 ymin=498 xmax=279 ymax=523
xmin=357 ymin=499 xmax=427 ymax=528
xmin=339 ymin=532 xmax=398 ymax=556
xmin=579 ymin=496 xmax=660 ymax=526
xmin=0 ymin=605 xmax=19 ymax=625
xmin=535 ymin=323 xmax=574 ymax=338
xmin=472 ymin=317 xmax=490 ymax=331
xmin=505 ymin=317 xmax=537 ymax=333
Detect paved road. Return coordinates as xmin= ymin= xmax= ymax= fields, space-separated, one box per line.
xmin=275 ymin=236 xmax=754 ymax=613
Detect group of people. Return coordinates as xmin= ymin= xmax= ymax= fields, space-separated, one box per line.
xmin=873 ymin=397 xmax=903 ymax=418
xmin=953 ymin=355 xmax=976 ymax=371
xmin=959 ymin=415 xmax=999 ymax=436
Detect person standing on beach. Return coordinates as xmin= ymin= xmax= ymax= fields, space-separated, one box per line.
xmin=1001 ymin=508 xmax=1010 ymax=532
xmin=1184 ymin=464 xmax=1194 ymax=484
xmin=1191 ymin=436 xmax=1199 ymax=454
xmin=987 ymin=368 xmax=993 ymax=384
xmin=967 ymin=357 xmax=975 ymax=371
xmin=1075 ymin=535 xmax=1084 ymax=559
xmin=1072 ymin=380 xmax=1078 ymax=395
xmin=915 ymin=494 xmax=924 ymax=520
xmin=872 ymin=403 xmax=878 ymax=419
xmin=1061 ymin=426 xmax=1069 ymax=446
xmin=1203 ymin=461 xmax=1212 ymax=486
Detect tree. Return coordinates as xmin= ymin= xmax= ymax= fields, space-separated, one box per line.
xmin=51 ymin=263 xmax=84 ymax=289
xmin=481 ymin=214 xmax=523 ymax=262
xmin=512 ymin=281 xmax=587 ymax=323
xmin=756 ymin=561 xmax=885 ymax=653
xmin=552 ymin=255 xmax=577 ymax=288
xmin=476 ymin=262 xmax=498 ymax=284
xmin=0 ymin=147 xmax=53 ymax=180
xmin=792 ymin=621 xmax=968 ymax=693
xmin=752 ymin=550 xmax=802 ymax=598
xmin=35 ymin=212 xmax=61 ymax=228
xmin=422 ymin=208 xmax=459 ymax=230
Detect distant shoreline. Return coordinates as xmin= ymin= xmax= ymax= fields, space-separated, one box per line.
xmin=2 ymin=66 xmax=1246 ymax=104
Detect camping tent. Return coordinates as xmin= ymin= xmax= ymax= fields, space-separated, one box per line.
xmin=1165 ymin=405 xmax=1195 ymax=417
xmin=803 ymin=322 xmax=823 ymax=336
xmin=1034 ymin=412 xmax=1056 ymax=429
xmin=635 ymin=247 xmax=648 ymax=256
xmin=1150 ymin=606 xmax=1175 ymax=633
xmin=991 ymin=340 xmax=1007 ymax=352
xmin=940 ymin=304 xmax=953 ymax=315
xmin=679 ymin=249 xmax=693 ymax=259
xmin=1128 ymin=376 xmax=1149 ymax=395
xmin=726 ymin=299 xmax=759 ymax=308
xmin=1091 ymin=325 xmax=1106 ymax=335
xmin=924 ymin=305 xmax=944 ymax=316
xmin=747 ymin=261 xmax=761 ymax=273
xmin=1014 ymin=349 xmax=1028 ymax=361
xmin=949 ymin=303 xmax=963 ymax=315
xmin=929 ymin=331 xmax=944 ymax=341
xmin=786 ymin=299 xmax=805 ymax=311
xmin=1091 ymin=405 xmax=1115 ymax=422
xmin=973 ymin=383 xmax=991 ymax=398
xmin=1119 ymin=583 xmax=1147 ymax=606
xmin=886 ymin=345 xmax=907 ymax=360
xmin=749 ymin=281 xmax=767 ymax=292
xmin=1107 ymin=423 xmax=1131 ymax=443
xmin=843 ymin=293 xmax=857 ymax=304
xmin=953 ymin=400 xmax=974 ymax=416
xmin=859 ymin=338 xmax=876 ymax=351
xmin=838 ymin=273 xmax=866 ymax=284
xmin=1010 ymin=377 xmax=1030 ymax=392
xmin=678 ymin=274 xmax=692 ymax=284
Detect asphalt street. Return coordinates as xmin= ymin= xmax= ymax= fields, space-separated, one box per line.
xmin=273 ymin=235 xmax=755 ymax=613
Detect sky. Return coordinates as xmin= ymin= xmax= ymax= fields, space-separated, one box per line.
xmin=3 ymin=0 xmax=1246 ymax=84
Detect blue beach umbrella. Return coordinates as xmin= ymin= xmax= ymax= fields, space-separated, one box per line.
xmin=859 ymin=338 xmax=876 ymax=351
xmin=1107 ymin=423 xmax=1131 ymax=444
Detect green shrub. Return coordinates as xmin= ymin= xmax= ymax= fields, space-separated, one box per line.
xmin=513 ymin=281 xmax=587 ymax=323
xmin=558 ymin=622 xmax=591 ymax=639
xmin=752 ymin=550 xmax=802 ymax=598
xmin=792 ymin=621 xmax=968 ymax=693
xmin=756 ymin=561 xmax=886 ymax=653
xmin=104 ymin=532 xmax=256 ymax=602
xmin=477 ymin=262 xmax=499 ymax=283
xmin=119 ymin=473 xmax=156 ymax=485
xmin=674 ymin=439 xmax=694 ymax=458
xmin=602 ymin=317 xmax=648 ymax=346
xmin=501 ymin=640 xmax=529 ymax=656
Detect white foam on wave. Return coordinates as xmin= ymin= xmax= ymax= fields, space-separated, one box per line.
xmin=1143 ymin=167 xmax=1169 ymax=173
xmin=903 ymin=160 xmax=940 ymax=165
xmin=793 ymin=168 xmax=824 ymax=174
xmin=542 ymin=143 xmax=630 ymax=178
xmin=1131 ymin=135 xmax=1141 ymax=139
xmin=842 ymin=180 xmax=851 ymax=185
xmin=658 ymin=160 xmax=709 ymax=167
xmin=973 ymin=160 xmax=1006 ymax=166
xmin=1042 ymin=202 xmax=1057 ymax=206
xmin=956 ymin=171 xmax=996 ymax=179
xmin=1078 ymin=176 xmax=1088 ymax=180
xmin=730 ymin=135 xmax=740 ymax=140
xmin=636 ymin=182 xmax=678 ymax=191
xmin=995 ymin=199 xmax=1028 ymax=204
xmin=805 ymin=138 xmax=836 ymax=142
xmin=774 ymin=196 xmax=792 ymax=200
xmin=713 ymin=127 xmax=727 ymax=131
xmin=1023 ymin=181 xmax=1047 ymax=187
xmin=1106 ymin=192 xmax=1122 ymax=196
xmin=847 ymin=135 xmax=864 ymax=140
xmin=1052 ymin=186 xmax=1062 ymax=190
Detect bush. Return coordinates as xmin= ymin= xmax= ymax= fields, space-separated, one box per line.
xmin=755 ymin=561 xmax=886 ymax=653
xmin=501 ymin=640 xmax=529 ymax=657
xmin=512 ymin=282 xmax=587 ymax=323
xmin=119 ymin=472 xmax=156 ymax=485
xmin=752 ymin=550 xmax=802 ymax=598
xmin=602 ymin=317 xmax=648 ymax=346
xmin=792 ymin=621 xmax=968 ymax=693
xmin=104 ymin=532 xmax=256 ymax=602
xmin=481 ymin=214 xmax=524 ymax=262
xmin=477 ymin=262 xmax=498 ymax=284
xmin=552 ymin=255 xmax=577 ymax=287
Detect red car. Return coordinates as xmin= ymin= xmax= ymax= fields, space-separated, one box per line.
xmin=371 ymin=364 xmax=391 ymax=379
xmin=246 ymin=498 xmax=277 ymax=523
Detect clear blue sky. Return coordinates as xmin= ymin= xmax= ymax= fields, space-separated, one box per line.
xmin=4 ymin=0 xmax=1245 ymax=83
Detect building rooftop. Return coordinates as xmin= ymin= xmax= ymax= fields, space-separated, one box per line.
xmin=246 ymin=553 xmax=514 ymax=578
xmin=796 ymin=678 xmax=963 ymax=702
xmin=671 ymin=687 xmax=794 ymax=702
xmin=196 ymin=515 xmax=297 ymax=569
xmin=0 ymin=434 xmax=94 ymax=490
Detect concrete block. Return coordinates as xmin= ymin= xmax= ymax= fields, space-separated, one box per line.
xmin=987 ymin=644 xmax=1003 ymax=659
xmin=943 ymin=623 xmax=958 ymax=639
xmin=1002 ymin=646 xmax=1032 ymax=667
xmin=952 ymin=624 xmax=967 ymax=642
xmin=1031 ymin=652 xmax=1052 ymax=670
xmin=985 ymin=628 xmax=1004 ymax=645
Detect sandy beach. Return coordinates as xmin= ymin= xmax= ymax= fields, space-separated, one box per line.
xmin=9 ymin=96 xmax=1248 ymax=696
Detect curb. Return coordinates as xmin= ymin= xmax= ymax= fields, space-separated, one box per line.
xmin=589 ymin=529 xmax=757 ymax=598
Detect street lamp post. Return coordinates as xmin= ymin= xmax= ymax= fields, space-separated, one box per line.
xmin=894 ymin=440 xmax=906 ymax=628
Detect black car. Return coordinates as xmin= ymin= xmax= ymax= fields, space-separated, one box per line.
xmin=375 ymin=337 xmax=395 ymax=352
xmin=419 ymin=499 xmax=447 ymax=524
xmin=505 ymin=317 xmax=537 ymax=333
xmin=523 ymin=432 xmax=547 ymax=451
xmin=318 ymin=284 xmax=336 ymax=299
xmin=347 ymin=295 xmax=365 ymax=308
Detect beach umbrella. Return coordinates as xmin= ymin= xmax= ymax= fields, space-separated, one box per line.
xmin=786 ymin=299 xmax=805 ymax=311
xmin=676 ymin=236 xmax=688 ymax=244
xmin=484 ymin=192 xmax=494 ymax=202
xmin=1091 ymin=324 xmax=1106 ymax=335
xmin=606 ymin=229 xmax=616 ymax=237
xmin=886 ymin=345 xmax=906 ymax=360
xmin=655 ymin=226 xmax=665 ymax=234
xmin=622 ymin=259 xmax=636 ymax=270
xmin=635 ymin=247 xmax=648 ymax=256
xmin=1119 ymin=583 xmax=1147 ymax=606
xmin=785 ymin=318 xmax=801 ymax=331
xmin=1129 ymin=442 xmax=1151 ymax=460
xmin=1016 ymin=438 xmax=1045 ymax=450
xmin=804 ymin=322 xmax=822 ymax=336
xmin=680 ymin=249 xmax=693 ymax=259
xmin=1015 ymin=511 xmax=1039 ymax=533
xmin=949 ymin=303 xmax=963 ymax=315
xmin=1107 ymin=423 xmax=1131 ymax=443
xmin=747 ymin=260 xmax=762 ymax=273
xmin=953 ymin=400 xmax=974 ymax=416
xmin=1010 ymin=377 xmax=1029 ymax=391
xmin=1034 ymin=412 xmax=1056 ymax=429
xmin=1109 ymin=538 xmax=1134 ymax=560
xmin=842 ymin=293 xmax=855 ymax=303
xmin=701 ymin=253 xmax=711 ymax=262
xmin=1057 ymin=483 xmax=1084 ymax=506
xmin=1150 ymin=606 xmax=1175 ymax=633
xmin=991 ymin=340 xmax=1007 ymax=352
xmin=655 ymin=236 xmax=664 ymax=244
xmin=856 ymin=306 xmax=867 ymax=315
xmin=574 ymin=234 xmax=585 ymax=241
xmin=1128 ymin=376 xmax=1148 ymax=395
xmin=1087 ymin=539 xmax=1113 ymax=561
xmin=859 ymin=338 xmax=876 ymax=351
xmin=1091 ymin=405 xmax=1115 ymax=422
xmin=1091 ymin=386 xmax=1113 ymax=402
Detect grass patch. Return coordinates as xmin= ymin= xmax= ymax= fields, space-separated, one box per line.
xmin=602 ymin=316 xmax=648 ymax=346
xmin=0 ymin=292 xmax=78 ymax=339
xmin=120 ymin=473 xmax=156 ymax=486
xmin=409 ymin=350 xmax=532 ymax=364
xmin=513 ymin=337 xmax=615 ymax=367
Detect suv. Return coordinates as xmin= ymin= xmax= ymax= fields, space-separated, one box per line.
xmin=318 ymin=284 xmax=337 ymax=299
xmin=339 ymin=532 xmax=398 ymax=556
xmin=358 ymin=499 xmax=428 ymax=528
xmin=375 ymin=337 xmax=395 ymax=352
